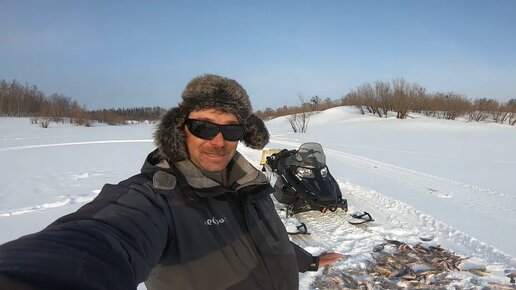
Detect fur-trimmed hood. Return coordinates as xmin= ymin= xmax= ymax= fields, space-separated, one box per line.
xmin=154 ymin=74 xmax=270 ymax=162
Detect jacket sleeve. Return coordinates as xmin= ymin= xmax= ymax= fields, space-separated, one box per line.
xmin=0 ymin=174 xmax=172 ymax=290
xmin=291 ymin=242 xmax=319 ymax=272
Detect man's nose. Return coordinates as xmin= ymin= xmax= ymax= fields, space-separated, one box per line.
xmin=210 ymin=132 xmax=225 ymax=147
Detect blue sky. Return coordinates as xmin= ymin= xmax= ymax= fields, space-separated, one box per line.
xmin=1 ymin=0 xmax=515 ymax=111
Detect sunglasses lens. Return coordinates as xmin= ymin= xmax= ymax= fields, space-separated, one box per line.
xmin=186 ymin=119 xmax=245 ymax=141
xmin=188 ymin=120 xmax=219 ymax=139
xmin=221 ymin=125 xmax=245 ymax=141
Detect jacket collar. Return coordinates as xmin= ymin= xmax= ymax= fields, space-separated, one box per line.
xmin=175 ymin=151 xmax=270 ymax=191
xmin=143 ymin=149 xmax=270 ymax=195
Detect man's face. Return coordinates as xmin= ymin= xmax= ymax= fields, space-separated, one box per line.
xmin=185 ymin=109 xmax=240 ymax=172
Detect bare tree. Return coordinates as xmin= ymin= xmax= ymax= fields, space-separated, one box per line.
xmin=489 ymin=100 xmax=510 ymax=124
xmin=286 ymin=95 xmax=313 ymax=133
xmin=468 ymin=98 xmax=498 ymax=122
xmin=442 ymin=94 xmax=471 ymax=120
xmin=310 ymin=95 xmax=321 ymax=111
xmin=357 ymin=83 xmax=383 ymax=116
xmin=506 ymin=100 xmax=516 ymax=125
xmin=0 ymin=80 xmax=46 ymax=117
xmin=375 ymin=81 xmax=391 ymax=117
xmin=342 ymin=90 xmax=365 ymax=114
xmin=69 ymin=101 xmax=92 ymax=126
xmin=318 ymin=97 xmax=334 ymax=111
xmin=39 ymin=119 xmax=50 ymax=128
xmin=391 ymin=78 xmax=413 ymax=119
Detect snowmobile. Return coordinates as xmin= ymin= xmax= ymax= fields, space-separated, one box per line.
xmin=261 ymin=142 xmax=373 ymax=233
xmin=262 ymin=142 xmax=348 ymax=216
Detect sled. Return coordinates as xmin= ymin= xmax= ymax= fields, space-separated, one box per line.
xmin=262 ymin=143 xmax=374 ymax=233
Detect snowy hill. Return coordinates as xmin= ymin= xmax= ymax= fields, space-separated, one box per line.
xmin=1 ymin=108 xmax=515 ymax=289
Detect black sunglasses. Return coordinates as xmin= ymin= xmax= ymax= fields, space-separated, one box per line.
xmin=185 ymin=118 xmax=245 ymax=141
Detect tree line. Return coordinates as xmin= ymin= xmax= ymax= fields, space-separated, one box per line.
xmin=0 ymin=79 xmax=166 ymax=126
xmin=256 ymin=78 xmax=516 ymax=126
xmin=3 ymin=78 xmax=515 ymax=128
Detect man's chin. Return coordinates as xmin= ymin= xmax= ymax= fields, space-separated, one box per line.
xmin=201 ymin=164 xmax=227 ymax=173
xmin=199 ymin=159 xmax=230 ymax=173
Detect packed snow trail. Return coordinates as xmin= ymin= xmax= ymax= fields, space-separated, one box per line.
xmin=266 ymin=139 xmax=516 ymax=258
xmin=2 ymin=115 xmax=514 ymax=289
xmin=243 ymin=139 xmax=516 ymax=288
xmin=0 ymin=139 xmax=153 ymax=152
xmin=282 ymin=181 xmax=516 ymax=289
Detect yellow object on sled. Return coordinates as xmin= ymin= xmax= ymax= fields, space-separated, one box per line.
xmin=259 ymin=148 xmax=282 ymax=165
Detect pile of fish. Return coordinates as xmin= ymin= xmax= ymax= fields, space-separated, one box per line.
xmin=312 ymin=239 xmax=515 ymax=289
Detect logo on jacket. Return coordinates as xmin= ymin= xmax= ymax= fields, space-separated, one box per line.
xmin=204 ymin=216 xmax=227 ymax=226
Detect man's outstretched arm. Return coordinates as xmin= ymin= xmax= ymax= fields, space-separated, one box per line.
xmin=0 ymin=174 xmax=171 ymax=290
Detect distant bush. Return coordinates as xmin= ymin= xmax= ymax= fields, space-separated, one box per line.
xmin=284 ymin=95 xmax=314 ymax=133
xmin=4 ymin=78 xmax=514 ymax=128
xmin=39 ymin=119 xmax=50 ymax=128
xmin=340 ymin=78 xmax=515 ymax=125
xmin=1 ymin=78 xmax=166 ymax=127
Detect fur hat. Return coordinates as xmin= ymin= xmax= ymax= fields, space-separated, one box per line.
xmin=154 ymin=74 xmax=270 ymax=162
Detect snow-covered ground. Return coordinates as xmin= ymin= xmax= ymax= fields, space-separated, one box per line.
xmin=1 ymin=107 xmax=515 ymax=289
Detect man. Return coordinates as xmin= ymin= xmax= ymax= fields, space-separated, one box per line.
xmin=0 ymin=74 xmax=341 ymax=290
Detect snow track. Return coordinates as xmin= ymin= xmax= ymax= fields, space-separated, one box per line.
xmin=285 ymin=182 xmax=516 ymax=289
xmin=1 ymin=115 xmax=515 ymax=289
xmin=268 ymin=139 xmax=516 ymax=258
xmin=0 ymin=190 xmax=99 ymax=217
xmin=265 ymin=139 xmax=516 ymax=287
xmin=325 ymin=148 xmax=515 ymax=218
xmin=341 ymin=182 xmax=514 ymax=266
xmin=0 ymin=139 xmax=153 ymax=151
xmin=270 ymin=139 xmax=514 ymax=220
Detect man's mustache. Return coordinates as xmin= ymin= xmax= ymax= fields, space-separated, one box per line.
xmin=203 ymin=147 xmax=231 ymax=155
